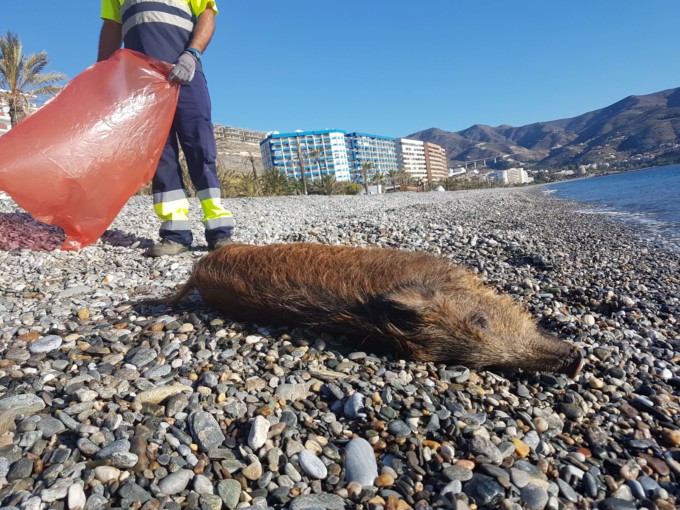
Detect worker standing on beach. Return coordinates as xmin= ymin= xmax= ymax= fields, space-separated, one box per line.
xmin=97 ymin=0 xmax=234 ymax=257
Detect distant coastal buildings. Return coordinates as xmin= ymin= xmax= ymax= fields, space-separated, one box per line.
xmin=0 ymin=96 xmax=11 ymax=136
xmin=486 ymin=167 xmax=533 ymax=185
xmin=260 ymin=130 xmax=352 ymax=182
xmin=260 ymin=129 xmax=448 ymax=185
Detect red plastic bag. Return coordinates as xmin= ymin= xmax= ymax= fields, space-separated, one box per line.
xmin=0 ymin=49 xmax=179 ymax=250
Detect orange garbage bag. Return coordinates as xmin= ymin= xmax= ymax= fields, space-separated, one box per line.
xmin=0 ymin=49 xmax=179 ymax=250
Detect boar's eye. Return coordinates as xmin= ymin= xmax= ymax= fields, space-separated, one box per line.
xmin=469 ymin=312 xmax=490 ymax=330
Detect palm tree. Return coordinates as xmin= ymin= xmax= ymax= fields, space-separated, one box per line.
xmin=236 ymin=172 xmax=261 ymax=197
xmin=310 ymin=173 xmax=341 ymax=196
xmin=387 ymin=168 xmax=405 ymax=192
xmin=308 ymin=148 xmax=323 ymax=180
xmin=0 ymin=31 xmax=66 ymax=127
xmin=242 ymin=151 xmax=259 ymax=181
xmin=295 ymin=140 xmax=308 ymax=195
xmin=261 ymin=167 xmax=292 ymax=196
xmin=360 ymin=162 xmax=373 ymax=195
xmin=215 ymin=164 xmax=239 ymax=197
xmin=370 ymin=169 xmax=385 ymax=193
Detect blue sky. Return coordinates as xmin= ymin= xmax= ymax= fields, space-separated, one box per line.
xmin=3 ymin=1 xmax=680 ymax=138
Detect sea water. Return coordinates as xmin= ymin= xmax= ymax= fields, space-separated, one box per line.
xmin=546 ymin=164 xmax=680 ymax=250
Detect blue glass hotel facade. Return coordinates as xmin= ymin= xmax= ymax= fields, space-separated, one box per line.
xmin=345 ymin=132 xmax=399 ymax=183
xmin=259 ymin=130 xmax=352 ymax=182
xmin=260 ymin=130 xmax=399 ymax=183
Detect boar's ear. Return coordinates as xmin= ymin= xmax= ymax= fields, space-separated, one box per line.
xmin=469 ymin=311 xmax=490 ymax=331
xmin=372 ymin=283 xmax=440 ymax=333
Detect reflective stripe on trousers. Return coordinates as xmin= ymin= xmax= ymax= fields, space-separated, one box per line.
xmin=153 ymin=188 xmax=234 ymax=242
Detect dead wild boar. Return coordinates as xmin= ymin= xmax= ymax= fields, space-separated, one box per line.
xmin=164 ymin=242 xmax=583 ymax=377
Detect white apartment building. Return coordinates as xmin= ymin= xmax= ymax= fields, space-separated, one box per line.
xmin=395 ymin=138 xmax=428 ymax=181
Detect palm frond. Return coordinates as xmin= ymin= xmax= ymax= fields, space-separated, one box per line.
xmin=0 ymin=31 xmax=65 ymax=126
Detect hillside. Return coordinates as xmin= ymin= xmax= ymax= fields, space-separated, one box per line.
xmin=408 ymin=87 xmax=680 ymax=169
xmin=213 ymin=125 xmax=266 ymax=175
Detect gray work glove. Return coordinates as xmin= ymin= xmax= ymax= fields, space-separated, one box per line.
xmin=168 ymin=51 xmax=197 ymax=84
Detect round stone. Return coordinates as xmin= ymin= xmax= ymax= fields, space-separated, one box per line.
xmin=93 ymin=466 xmax=120 ymax=483
xmin=158 ymin=469 xmax=194 ymax=495
xmin=193 ymin=474 xmax=214 ymax=495
xmin=387 ymin=420 xmax=411 ymax=438
xmin=28 ymin=335 xmax=63 ymax=353
xmin=298 ymin=450 xmax=328 ymax=479
xmin=217 ymin=479 xmax=241 ymax=509
xmin=520 ymin=483 xmax=549 ymax=510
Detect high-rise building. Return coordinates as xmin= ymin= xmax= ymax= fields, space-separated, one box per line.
xmin=260 ymin=130 xmax=352 ymax=182
xmin=345 ymin=132 xmax=399 ymax=184
xmin=395 ymin=138 xmax=428 ymax=181
xmin=424 ymin=142 xmax=448 ymax=182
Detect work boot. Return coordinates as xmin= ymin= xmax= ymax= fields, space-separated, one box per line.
xmin=145 ymin=239 xmax=190 ymax=257
xmin=208 ymin=237 xmax=233 ymax=251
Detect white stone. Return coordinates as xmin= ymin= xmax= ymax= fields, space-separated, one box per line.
xmin=248 ymin=415 xmax=270 ymax=451
xmin=68 ymin=483 xmax=86 ymax=510
xmin=94 ymin=466 xmax=121 ymax=483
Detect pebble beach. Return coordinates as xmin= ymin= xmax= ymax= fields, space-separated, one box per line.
xmin=0 ymin=186 xmax=678 ymax=510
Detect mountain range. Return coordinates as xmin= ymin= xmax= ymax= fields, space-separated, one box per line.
xmin=407 ymin=87 xmax=680 ymax=169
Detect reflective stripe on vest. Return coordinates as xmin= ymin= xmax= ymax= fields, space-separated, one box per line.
xmin=120 ymin=0 xmax=195 ymax=62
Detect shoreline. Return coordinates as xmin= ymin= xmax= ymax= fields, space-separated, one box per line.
xmin=0 ymin=188 xmax=678 ymax=509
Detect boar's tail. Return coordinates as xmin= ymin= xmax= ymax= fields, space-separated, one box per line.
xmin=136 ymin=277 xmax=197 ymax=307
xmin=162 ymin=277 xmax=197 ymax=306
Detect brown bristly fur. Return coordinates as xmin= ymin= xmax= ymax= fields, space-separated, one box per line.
xmin=161 ymin=243 xmax=583 ymax=376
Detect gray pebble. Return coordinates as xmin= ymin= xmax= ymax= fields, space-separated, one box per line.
xmin=470 ymin=436 xmax=503 ymax=465
xmin=28 ymin=335 xmax=62 ymax=353
xmin=0 ymin=394 xmax=45 ymax=415
xmin=189 ymin=411 xmax=225 ymax=452
xmin=288 ymin=493 xmax=346 ymax=510
xmin=298 ymin=450 xmax=328 ymax=479
xmin=158 ymin=469 xmax=194 ymax=495
xmin=343 ymin=438 xmax=377 ymax=486
xmin=193 ymin=474 xmax=214 ymax=495
xmin=7 ymin=458 xmax=33 ymax=481
xmin=463 ymin=473 xmax=505 ymax=506
xmin=116 ymin=482 xmax=152 ymax=503
xmin=343 ymin=392 xmax=367 ymax=419
xmin=520 ymin=484 xmax=549 ymax=510
xmin=94 ymin=439 xmax=130 ymax=460
xmin=217 ymin=479 xmax=241 ymax=509
xmin=387 ymin=420 xmax=411 ymax=438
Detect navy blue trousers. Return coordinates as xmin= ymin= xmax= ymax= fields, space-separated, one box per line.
xmin=152 ymin=70 xmax=234 ymax=246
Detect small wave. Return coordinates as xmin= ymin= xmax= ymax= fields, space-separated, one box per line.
xmin=574 ymin=206 xmax=680 ymax=252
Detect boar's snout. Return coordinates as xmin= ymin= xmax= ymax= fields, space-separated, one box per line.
xmin=560 ymin=347 xmax=584 ymax=379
